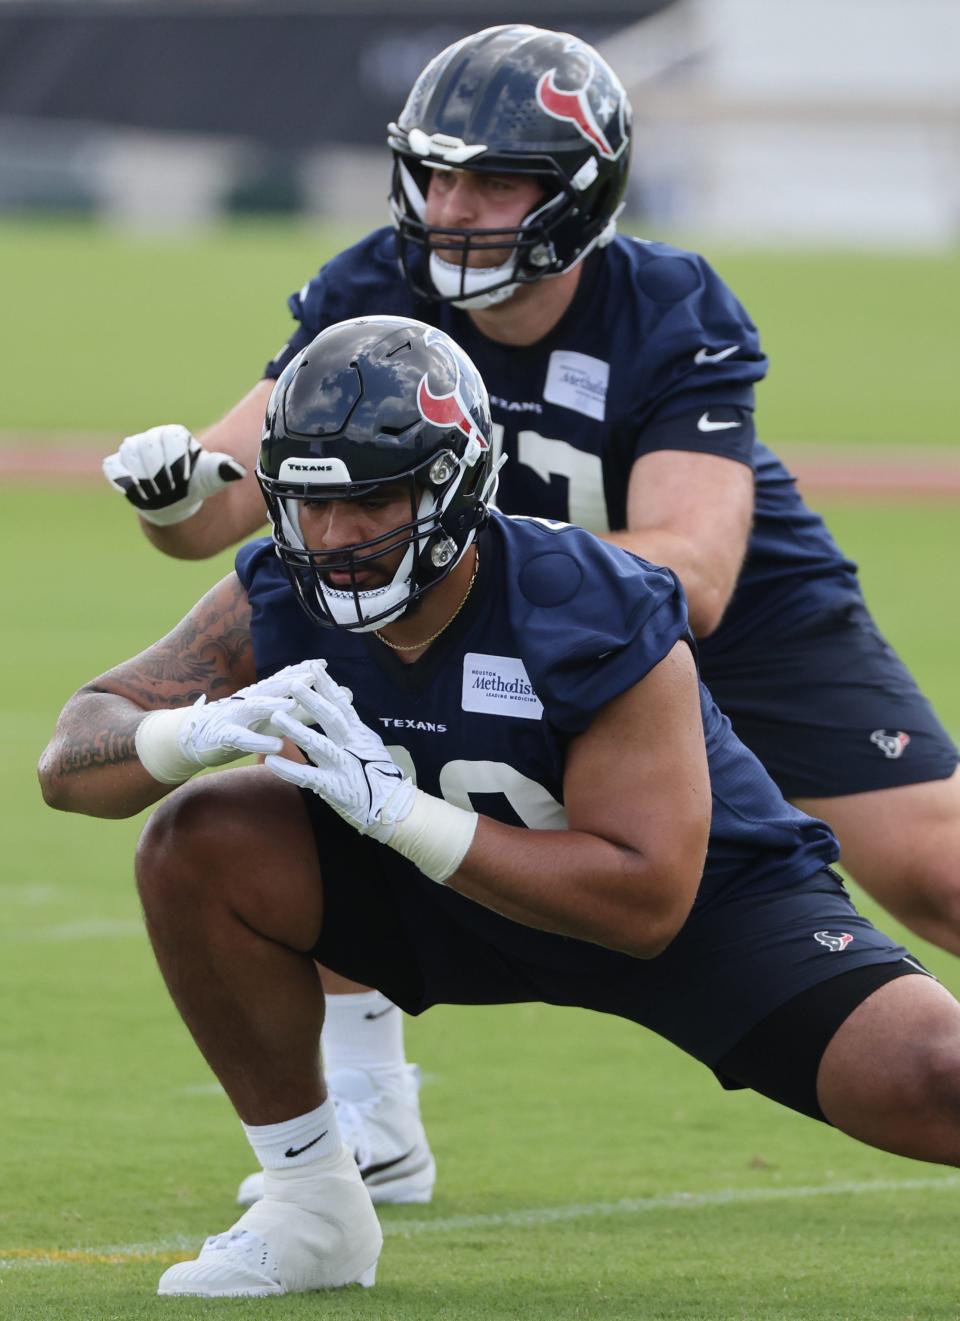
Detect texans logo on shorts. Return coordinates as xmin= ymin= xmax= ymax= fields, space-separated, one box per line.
xmin=535 ymin=69 xmax=622 ymax=160
xmin=417 ymin=374 xmax=489 ymax=451
xmin=869 ymin=730 xmax=911 ymax=760
xmin=814 ymin=931 xmax=855 ymax=953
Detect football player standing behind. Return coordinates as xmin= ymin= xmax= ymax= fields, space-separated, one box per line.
xmin=102 ymin=25 xmax=960 ymax=1211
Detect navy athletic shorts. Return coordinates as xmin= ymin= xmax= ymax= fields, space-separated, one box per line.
xmin=700 ymin=599 xmax=958 ymax=799
xmin=305 ymin=796 xmax=924 ymax=1120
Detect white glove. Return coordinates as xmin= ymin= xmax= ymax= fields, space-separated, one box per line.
xmin=135 ymin=660 xmax=330 ymax=785
xmin=102 ymin=424 xmax=246 ymax=526
xmin=265 ymin=670 xmax=478 ymax=883
xmin=267 ymin=673 xmax=416 ymax=843
xmin=233 ymin=660 xmax=332 ymax=716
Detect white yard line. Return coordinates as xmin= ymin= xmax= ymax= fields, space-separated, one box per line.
xmin=5 ymin=1174 xmax=960 ymax=1269
xmin=380 ymin=1174 xmax=960 ymax=1234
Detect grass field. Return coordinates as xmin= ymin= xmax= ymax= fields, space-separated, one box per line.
xmin=3 ymin=221 xmax=959 ymax=1318
xmin=2 ymin=218 xmax=958 ymax=446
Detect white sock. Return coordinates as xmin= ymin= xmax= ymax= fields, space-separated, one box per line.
xmin=242 ymin=1097 xmax=341 ymax=1170
xmin=322 ymin=990 xmax=407 ymax=1077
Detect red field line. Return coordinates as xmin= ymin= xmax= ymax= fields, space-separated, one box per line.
xmin=2 ymin=440 xmax=959 ymax=501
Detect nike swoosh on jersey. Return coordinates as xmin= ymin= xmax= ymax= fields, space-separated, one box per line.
xmin=697 ymin=412 xmax=742 ymax=432
xmin=694 ymin=344 xmax=740 ymax=365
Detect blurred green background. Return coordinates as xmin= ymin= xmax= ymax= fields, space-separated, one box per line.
xmin=2 ymin=218 xmax=958 ymax=445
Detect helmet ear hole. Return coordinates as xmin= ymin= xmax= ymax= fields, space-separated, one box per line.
xmin=428 ymin=451 xmax=458 ymax=485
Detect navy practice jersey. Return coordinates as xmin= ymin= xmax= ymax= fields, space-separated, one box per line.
xmin=264 ymin=228 xmax=862 ymax=659
xmin=235 ymin=515 xmax=838 ymax=939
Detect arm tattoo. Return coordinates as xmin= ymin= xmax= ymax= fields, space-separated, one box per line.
xmin=53 ymin=727 xmax=139 ymax=776
xmin=92 ymin=574 xmax=256 ymax=709
xmin=41 ymin=574 xmax=257 ymax=795
xmin=40 ymin=688 xmax=146 ymax=784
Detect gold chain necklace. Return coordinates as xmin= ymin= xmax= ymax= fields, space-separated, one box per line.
xmin=374 ymin=553 xmax=479 ymax=653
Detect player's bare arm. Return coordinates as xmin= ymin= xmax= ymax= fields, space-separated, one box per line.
xmin=452 ymin=641 xmax=711 ymax=957
xmin=38 ymin=573 xmax=258 ymax=818
xmin=605 ymin=449 xmax=754 ymax=637
xmin=105 ymin=381 xmax=274 ymax=562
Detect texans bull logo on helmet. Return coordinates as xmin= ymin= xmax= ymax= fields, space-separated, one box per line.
xmin=418 ymin=334 xmax=490 ymax=457
xmin=535 ymin=68 xmax=627 ymax=161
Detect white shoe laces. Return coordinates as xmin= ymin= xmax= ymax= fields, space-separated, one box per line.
xmin=202 ymin=1227 xmax=265 ymax=1256
xmin=332 ymin=1093 xmax=381 ymax=1170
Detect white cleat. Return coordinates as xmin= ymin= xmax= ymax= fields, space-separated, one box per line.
xmin=237 ymin=1064 xmax=436 ymax=1209
xmin=160 ymin=1143 xmax=382 ymax=1297
xmin=157 ymin=1227 xmax=288 ymax=1298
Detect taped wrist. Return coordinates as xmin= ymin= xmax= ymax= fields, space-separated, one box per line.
xmin=387 ymin=789 xmax=478 ymax=884
xmin=137 ymin=496 xmax=203 ymax=527
xmin=134 ymin=708 xmax=199 ymax=784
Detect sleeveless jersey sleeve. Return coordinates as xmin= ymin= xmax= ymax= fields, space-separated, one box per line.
xmin=234 ymin=537 xmax=273 ymax=593
xmin=235 ymin=537 xmax=329 ymax=679
xmin=625 ymin=246 xmax=767 ymax=469
xmin=499 ymin=518 xmax=693 ymax=735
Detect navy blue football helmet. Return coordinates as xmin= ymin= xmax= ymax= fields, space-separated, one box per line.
xmin=388 ymin=24 xmax=632 ymax=307
xmin=257 ymin=317 xmax=495 ymax=631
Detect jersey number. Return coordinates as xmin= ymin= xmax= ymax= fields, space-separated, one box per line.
xmin=490 ymin=423 xmax=608 ymax=532
xmin=387 ymin=749 xmax=568 ymax=831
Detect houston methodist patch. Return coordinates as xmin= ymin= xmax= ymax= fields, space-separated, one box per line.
xmin=462 ymin=653 xmax=544 ymax=721
xmin=544 ymin=350 xmax=609 ymax=421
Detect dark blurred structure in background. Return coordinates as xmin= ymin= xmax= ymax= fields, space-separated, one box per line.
xmin=0 ymin=2 xmax=674 ymax=148
xmin=0 ymin=0 xmax=677 ymax=224
xmin=0 ymin=0 xmax=956 ymax=246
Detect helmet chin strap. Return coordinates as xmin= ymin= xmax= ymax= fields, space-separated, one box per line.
xmin=428 ymin=211 xmax=623 ymax=310
xmin=429 ymin=253 xmax=520 ymax=310
xmin=318 ymin=544 xmax=416 ymax=631
xmin=421 ymin=177 xmax=564 ymax=309
xmin=312 ymin=483 xmax=443 ymax=631
xmin=279 ymin=491 xmax=417 ymax=631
